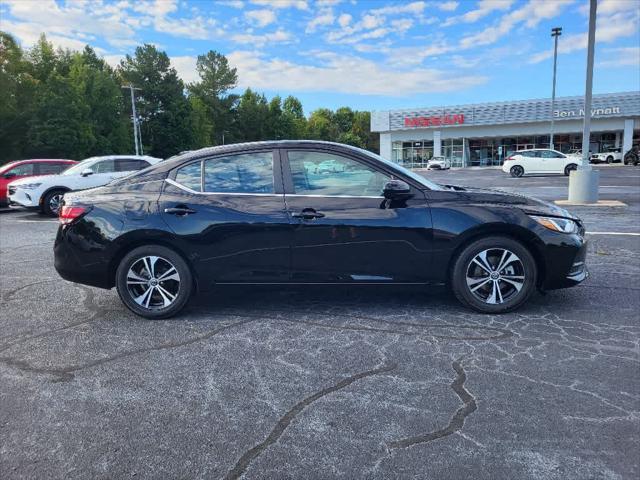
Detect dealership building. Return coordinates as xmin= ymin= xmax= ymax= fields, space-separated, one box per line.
xmin=371 ymin=91 xmax=640 ymax=168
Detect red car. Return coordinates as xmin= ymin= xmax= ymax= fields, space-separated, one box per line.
xmin=0 ymin=159 xmax=76 ymax=207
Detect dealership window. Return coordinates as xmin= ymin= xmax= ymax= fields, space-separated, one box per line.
xmin=442 ymin=139 xmax=465 ymax=168
xmin=392 ymin=141 xmax=433 ymax=167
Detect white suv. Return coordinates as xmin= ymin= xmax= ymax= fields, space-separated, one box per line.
xmin=501 ymin=149 xmax=582 ymax=177
xmin=591 ymin=148 xmax=622 ymax=164
xmin=9 ymin=155 xmax=161 ymax=215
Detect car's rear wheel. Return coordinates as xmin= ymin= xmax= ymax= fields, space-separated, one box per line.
xmin=510 ymin=165 xmax=524 ymax=177
xmin=42 ymin=189 xmax=65 ymax=216
xmin=451 ymin=236 xmax=537 ymax=314
xmin=564 ymin=163 xmax=578 ymax=176
xmin=116 ymin=245 xmax=193 ymax=319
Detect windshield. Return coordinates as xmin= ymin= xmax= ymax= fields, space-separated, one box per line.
xmin=61 ymin=157 xmax=99 ymax=175
xmin=351 ymin=146 xmax=445 ymax=191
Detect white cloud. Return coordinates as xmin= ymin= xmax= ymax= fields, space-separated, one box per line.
xmin=171 ymin=55 xmax=199 ymax=84
xmin=337 ymin=13 xmax=352 ymax=27
xmin=2 ymin=0 xmax=139 ymax=49
xmin=459 ymin=0 xmax=573 ymax=49
xmin=250 ymin=0 xmax=308 ymax=10
xmin=598 ymin=47 xmax=640 ymax=67
xmin=390 ymin=18 xmax=414 ymax=33
xmin=245 ymin=9 xmax=277 ymax=27
xmin=231 ymin=29 xmax=292 ymax=46
xmin=443 ymin=0 xmax=514 ymax=26
xmin=437 ymin=1 xmax=459 ymax=12
xmin=218 ymin=0 xmax=244 ymax=8
xmin=370 ymin=1 xmax=426 ymax=16
xmin=528 ymin=7 xmax=640 ymax=63
xmin=227 ymin=50 xmax=486 ymax=95
xmin=306 ymin=8 xmax=335 ymax=32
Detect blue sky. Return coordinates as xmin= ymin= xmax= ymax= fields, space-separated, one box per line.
xmin=1 ymin=0 xmax=639 ymax=114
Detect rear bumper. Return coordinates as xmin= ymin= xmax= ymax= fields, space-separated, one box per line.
xmin=54 ymin=224 xmax=113 ymax=289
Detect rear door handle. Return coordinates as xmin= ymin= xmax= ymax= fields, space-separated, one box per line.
xmin=291 ymin=208 xmax=325 ymax=220
xmin=164 ymin=206 xmax=197 ymax=216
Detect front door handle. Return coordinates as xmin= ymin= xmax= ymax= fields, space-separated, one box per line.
xmin=164 ymin=206 xmax=197 ymax=216
xmin=291 ymin=208 xmax=325 ymax=220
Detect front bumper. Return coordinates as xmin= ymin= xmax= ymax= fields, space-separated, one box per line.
xmin=8 ymin=187 xmax=38 ymax=208
xmin=539 ymin=231 xmax=589 ymax=290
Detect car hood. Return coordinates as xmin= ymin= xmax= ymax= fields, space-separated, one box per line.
xmin=439 ymin=184 xmax=579 ymax=220
xmin=9 ymin=174 xmax=59 ymax=186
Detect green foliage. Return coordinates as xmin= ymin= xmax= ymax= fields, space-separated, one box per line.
xmin=0 ymin=32 xmax=377 ymax=165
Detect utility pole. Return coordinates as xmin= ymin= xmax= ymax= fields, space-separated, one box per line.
xmin=122 ymin=85 xmax=142 ymax=155
xmin=568 ymin=0 xmax=599 ymax=203
xmin=550 ymin=27 xmax=562 ymax=150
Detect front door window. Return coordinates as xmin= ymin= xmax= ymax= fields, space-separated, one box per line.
xmin=288 ymin=151 xmax=389 ymax=197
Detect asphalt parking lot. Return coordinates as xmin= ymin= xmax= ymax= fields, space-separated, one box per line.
xmin=1 ymin=165 xmax=639 ymax=479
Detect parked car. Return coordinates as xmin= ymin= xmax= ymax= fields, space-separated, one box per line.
xmin=9 ymin=155 xmax=161 ymax=215
xmin=502 ymin=148 xmax=582 ymax=177
xmin=0 ymin=159 xmax=76 ymax=207
xmin=591 ymin=147 xmax=622 ymax=164
xmin=54 ymin=141 xmax=588 ymax=319
xmin=624 ymin=146 xmax=639 ymax=166
xmin=426 ymin=156 xmax=451 ymax=170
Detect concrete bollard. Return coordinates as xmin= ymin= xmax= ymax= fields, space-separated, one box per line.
xmin=568 ymin=169 xmax=599 ymax=203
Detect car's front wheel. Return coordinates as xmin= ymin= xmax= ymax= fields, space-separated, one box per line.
xmin=116 ymin=245 xmax=193 ymax=319
xmin=42 ymin=189 xmax=66 ymax=216
xmin=451 ymin=236 xmax=537 ymax=314
xmin=606 ymin=155 xmax=614 ymax=164
xmin=510 ymin=165 xmax=524 ymax=177
xmin=564 ymin=163 xmax=578 ymax=176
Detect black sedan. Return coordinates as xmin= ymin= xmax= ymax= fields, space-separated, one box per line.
xmin=54 ymin=141 xmax=588 ymax=319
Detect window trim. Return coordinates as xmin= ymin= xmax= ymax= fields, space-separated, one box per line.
xmin=281 ymin=148 xmax=394 ymax=198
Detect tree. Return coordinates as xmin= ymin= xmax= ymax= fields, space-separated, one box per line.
xmin=118 ymin=44 xmax=193 ymax=158
xmin=233 ymin=88 xmax=269 ymax=142
xmin=188 ymin=50 xmax=238 ymax=146
xmin=306 ymin=108 xmax=338 ymax=141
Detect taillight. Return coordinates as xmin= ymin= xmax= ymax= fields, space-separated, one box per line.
xmin=505 ymin=156 xmax=515 ymax=161
xmin=59 ymin=205 xmax=90 ymax=225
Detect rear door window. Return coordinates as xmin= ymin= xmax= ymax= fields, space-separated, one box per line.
xmin=37 ymin=162 xmax=69 ymax=174
xmin=115 ymin=159 xmax=150 ymax=172
xmin=175 ymin=162 xmax=202 ymax=192
xmin=6 ymin=163 xmax=34 ymax=176
xmin=203 ymin=152 xmax=274 ymax=194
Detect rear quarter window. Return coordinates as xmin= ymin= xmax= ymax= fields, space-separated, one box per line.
xmin=175 ymin=162 xmax=202 ymax=192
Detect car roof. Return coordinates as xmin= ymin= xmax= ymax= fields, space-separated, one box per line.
xmin=149 ymin=140 xmax=376 ymax=174
xmin=82 ymin=155 xmax=162 ymax=164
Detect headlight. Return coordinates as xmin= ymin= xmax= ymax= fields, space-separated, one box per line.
xmin=19 ymin=183 xmax=42 ymax=190
xmin=530 ymin=215 xmax=579 ymax=234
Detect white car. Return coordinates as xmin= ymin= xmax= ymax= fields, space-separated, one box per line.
xmin=426 ymin=156 xmax=451 ymax=170
xmin=501 ymin=149 xmax=583 ymax=177
xmin=591 ymin=148 xmax=622 ymax=164
xmin=9 ymin=155 xmax=161 ymax=215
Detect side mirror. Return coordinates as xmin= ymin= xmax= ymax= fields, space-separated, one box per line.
xmin=80 ymin=168 xmax=94 ymax=177
xmin=383 ymin=179 xmax=412 ymax=199
xmin=3 ymin=172 xmax=16 ymax=179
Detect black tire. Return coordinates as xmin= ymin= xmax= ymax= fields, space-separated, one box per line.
xmin=116 ymin=245 xmax=193 ymax=319
xmin=450 ymin=236 xmax=537 ymax=314
xmin=564 ymin=163 xmax=578 ymax=176
xmin=510 ymin=165 xmax=524 ymax=178
xmin=41 ymin=189 xmax=66 ymax=216
xmin=606 ymin=155 xmax=613 ymax=164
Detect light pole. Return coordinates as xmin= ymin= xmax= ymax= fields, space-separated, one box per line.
xmin=122 ymin=85 xmax=143 ymax=155
xmin=550 ymin=27 xmax=562 ymax=150
xmin=568 ymin=0 xmax=599 ymax=203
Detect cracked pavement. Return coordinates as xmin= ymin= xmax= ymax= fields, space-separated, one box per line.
xmin=1 ymin=165 xmax=639 ymax=479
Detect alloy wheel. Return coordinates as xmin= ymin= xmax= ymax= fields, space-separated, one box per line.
xmin=49 ymin=194 xmax=64 ymax=215
xmin=465 ymin=248 xmax=525 ymax=305
xmin=126 ymin=256 xmax=181 ymax=310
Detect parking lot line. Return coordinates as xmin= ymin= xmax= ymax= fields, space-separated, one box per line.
xmin=588 ymin=231 xmax=640 ymax=236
